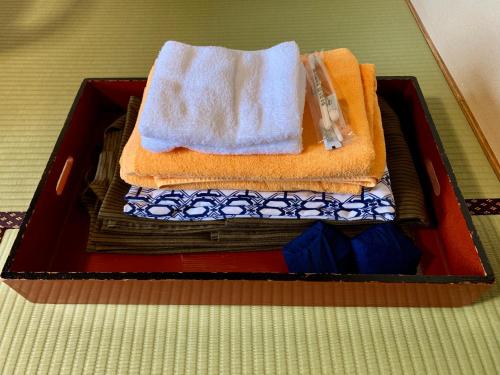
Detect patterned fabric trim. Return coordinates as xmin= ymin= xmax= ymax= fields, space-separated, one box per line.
xmin=0 ymin=212 xmax=25 ymax=229
xmin=465 ymin=199 xmax=500 ymax=215
xmin=0 ymin=212 xmax=25 ymax=243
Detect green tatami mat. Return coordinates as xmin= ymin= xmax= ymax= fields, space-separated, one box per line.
xmin=0 ymin=0 xmax=499 ymax=374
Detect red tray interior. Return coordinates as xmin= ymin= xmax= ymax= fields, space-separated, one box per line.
xmin=6 ymin=78 xmax=486 ymax=276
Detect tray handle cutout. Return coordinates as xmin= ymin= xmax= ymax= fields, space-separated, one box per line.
xmin=56 ymin=156 xmax=74 ymax=196
xmin=425 ymin=159 xmax=441 ymax=196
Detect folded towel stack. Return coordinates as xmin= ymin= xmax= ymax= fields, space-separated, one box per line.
xmin=121 ymin=47 xmax=385 ymax=194
xmin=82 ymin=40 xmax=430 ymax=270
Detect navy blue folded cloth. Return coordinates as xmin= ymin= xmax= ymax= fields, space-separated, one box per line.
xmin=351 ymin=223 xmax=421 ymax=274
xmin=283 ymin=221 xmax=356 ymax=273
xmin=283 ymin=222 xmax=421 ymax=274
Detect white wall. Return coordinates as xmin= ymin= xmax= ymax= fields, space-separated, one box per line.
xmin=411 ymin=0 xmax=500 ymax=167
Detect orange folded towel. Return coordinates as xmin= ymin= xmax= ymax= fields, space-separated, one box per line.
xmin=120 ymin=48 xmax=385 ymax=194
xmin=360 ymin=63 xmax=386 ymax=180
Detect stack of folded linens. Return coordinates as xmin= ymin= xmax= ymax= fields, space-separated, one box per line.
xmin=83 ymin=41 xmax=429 ymax=254
xmin=121 ymin=44 xmax=384 ymax=193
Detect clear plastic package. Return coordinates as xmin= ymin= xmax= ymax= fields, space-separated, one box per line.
xmin=303 ymin=52 xmax=355 ymax=149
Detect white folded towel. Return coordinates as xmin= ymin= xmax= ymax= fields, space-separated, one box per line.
xmin=138 ymin=41 xmax=306 ymax=154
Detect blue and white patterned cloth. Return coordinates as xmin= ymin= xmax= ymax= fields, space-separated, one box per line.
xmin=124 ymin=169 xmax=395 ymax=222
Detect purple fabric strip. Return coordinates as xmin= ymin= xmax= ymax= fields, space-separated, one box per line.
xmin=465 ymin=199 xmax=500 ymax=216
xmin=0 ymin=212 xmax=25 ymax=229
